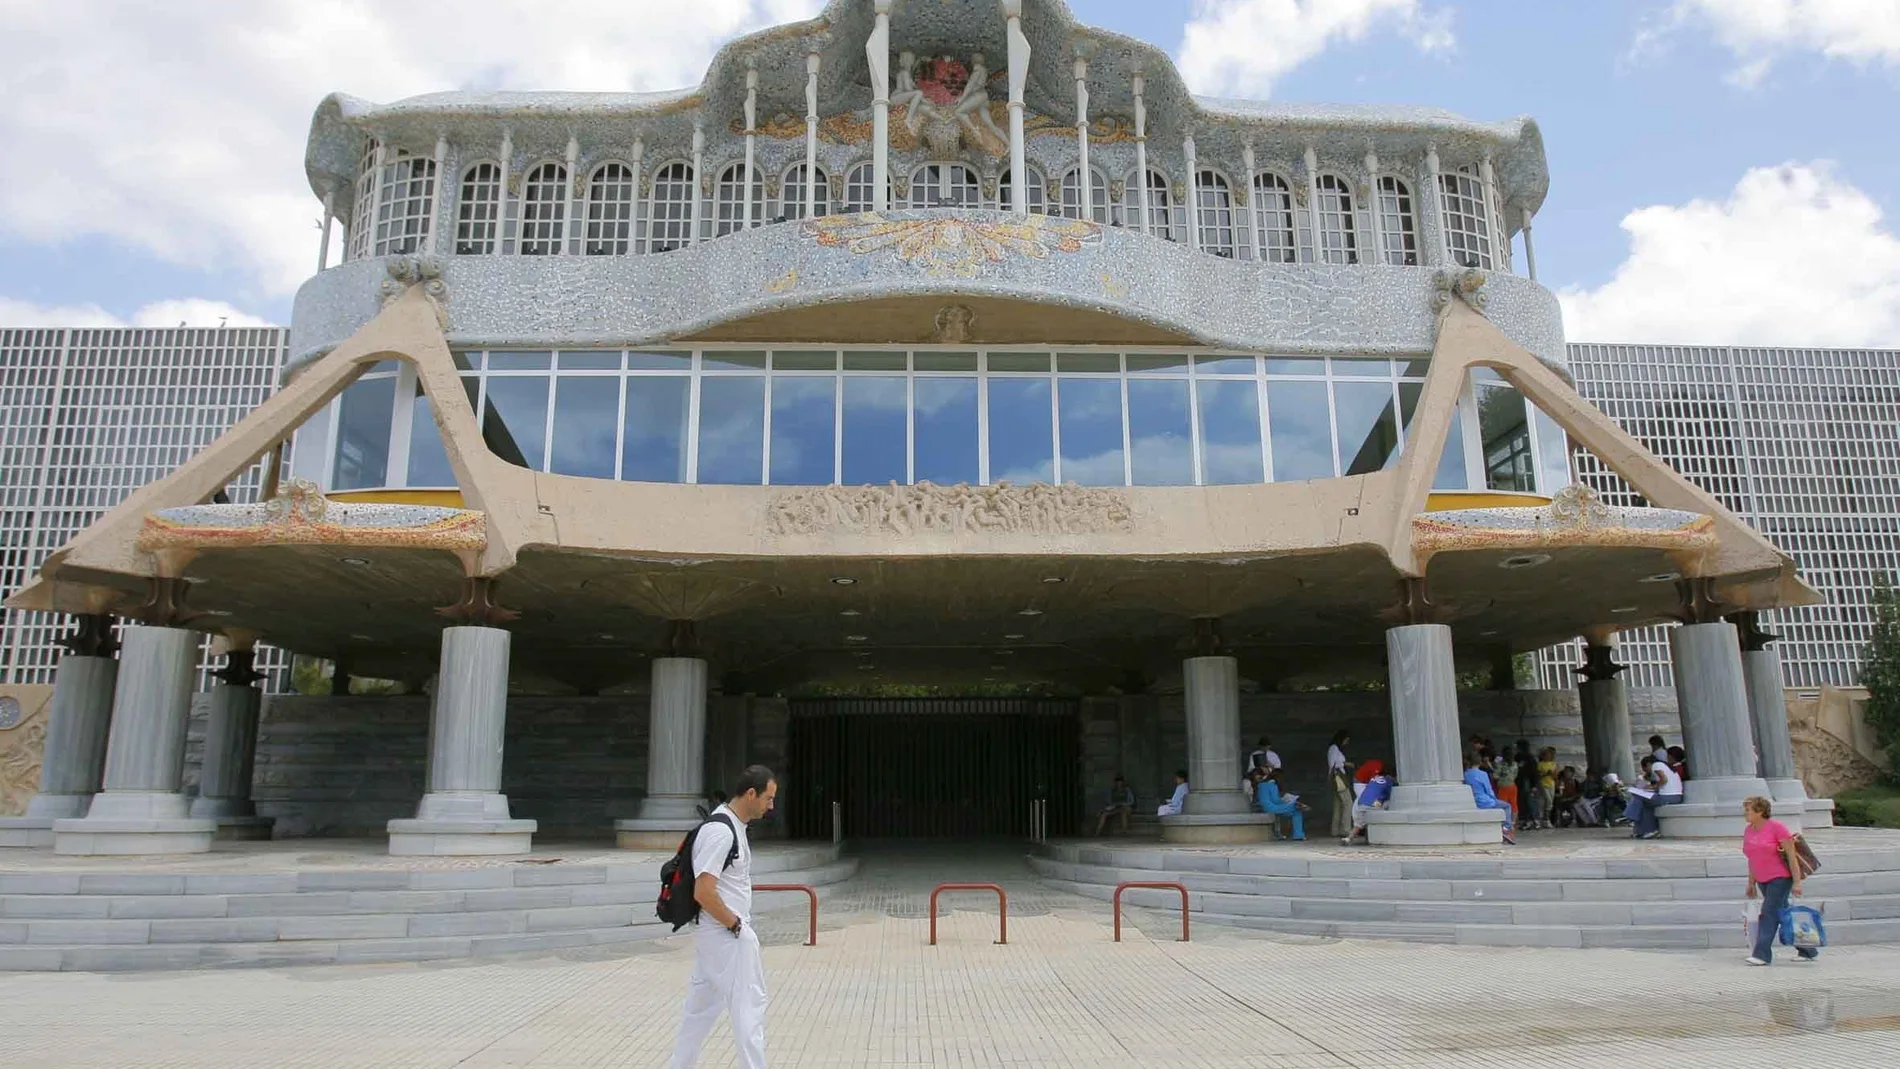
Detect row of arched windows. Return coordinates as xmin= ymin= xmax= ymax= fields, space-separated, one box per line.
xmin=349 ymin=142 xmax=1494 ymax=269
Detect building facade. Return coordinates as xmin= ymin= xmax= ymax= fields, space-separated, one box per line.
xmin=0 ymin=1 xmax=1829 ymax=856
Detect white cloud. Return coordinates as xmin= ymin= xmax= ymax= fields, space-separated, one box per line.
xmin=1558 ymin=162 xmax=1900 ymax=347
xmin=0 ymin=1 xmax=823 ymax=299
xmin=1662 ymin=0 xmax=1900 ymax=82
xmin=1176 ymin=0 xmax=1454 ymax=97
xmin=0 ymin=297 xmax=276 ymax=329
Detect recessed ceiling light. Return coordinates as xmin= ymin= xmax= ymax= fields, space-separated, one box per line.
xmin=597 ymin=633 xmax=617 ymax=640
xmin=340 ymin=557 xmax=372 ymax=566
xmin=994 ymin=649 xmax=1014 ymax=656
xmin=857 ymin=664 xmax=876 ymax=671
xmin=990 ymin=663 xmax=1007 ymax=670
xmin=1003 ymin=633 xmax=1025 ymax=640
xmin=1640 ymin=572 xmax=1682 ymax=584
xmin=839 ymin=609 xmax=862 ymax=617
xmin=830 ymin=576 xmax=857 ymax=586
xmin=1499 ymin=553 xmax=1551 ymax=570
xmin=1479 ymin=629 xmax=1498 ymax=637
xmin=1611 ymin=605 xmax=1640 ymax=615
xmin=1017 ymin=608 xmax=1043 ymax=616
xmin=844 ymin=634 xmax=868 ymax=642
xmin=1041 ymin=576 xmax=1065 ymax=584
xmin=349 ymin=633 xmax=374 ymax=641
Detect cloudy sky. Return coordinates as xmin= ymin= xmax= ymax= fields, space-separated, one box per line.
xmin=1 ymin=0 xmax=1897 ymax=346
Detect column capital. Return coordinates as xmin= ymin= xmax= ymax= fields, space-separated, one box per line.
xmin=131 ymin=576 xmax=201 ymax=628
xmin=436 ymin=576 xmax=519 ymax=627
xmin=1188 ymin=617 xmax=1224 ymax=657
xmin=664 ymin=618 xmax=702 ymax=658
xmin=56 ymin=613 xmax=119 ymax=659
xmin=1672 ymin=576 xmax=1729 ymax=625
xmin=1573 ymin=643 xmax=1627 ymax=681
xmin=1394 ymin=576 xmax=1440 ymax=626
xmin=212 ymin=647 xmax=265 ymax=687
xmin=1726 ymin=609 xmax=1779 ymax=651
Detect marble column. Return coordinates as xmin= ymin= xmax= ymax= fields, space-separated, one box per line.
xmin=189 ymin=646 xmax=274 ymax=839
xmin=617 ymin=652 xmax=711 ymax=848
xmin=387 ymin=626 xmax=536 ymax=855
xmin=1734 ymin=612 xmax=1827 ymax=827
xmin=1576 ymin=643 xmax=1635 ymax=783
xmin=1160 ymin=622 xmax=1272 ymax=843
xmin=0 ymin=617 xmax=119 ymax=847
xmin=1657 ymin=619 xmax=1770 ymax=838
xmin=1365 ymin=623 xmax=1503 ymax=846
xmin=53 ymin=624 xmax=216 ymax=854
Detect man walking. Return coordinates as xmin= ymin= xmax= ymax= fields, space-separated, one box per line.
xmin=673 ymin=765 xmax=778 ymax=1069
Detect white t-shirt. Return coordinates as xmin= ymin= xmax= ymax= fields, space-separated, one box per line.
xmin=1326 ymin=745 xmax=1348 ymax=774
xmin=689 ymin=805 xmax=753 ymax=925
xmin=1247 ymin=748 xmax=1282 ymax=772
xmin=1653 ymin=763 xmax=1683 ymax=797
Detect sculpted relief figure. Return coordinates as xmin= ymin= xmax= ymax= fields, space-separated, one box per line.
xmin=955 ymin=53 xmax=1008 ymax=149
xmin=893 ymin=51 xmax=925 ymax=134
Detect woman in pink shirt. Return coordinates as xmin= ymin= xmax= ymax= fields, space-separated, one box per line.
xmin=1742 ymin=795 xmax=1815 ymax=965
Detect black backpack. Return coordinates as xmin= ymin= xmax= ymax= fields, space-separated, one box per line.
xmin=655 ymin=814 xmax=739 ymax=931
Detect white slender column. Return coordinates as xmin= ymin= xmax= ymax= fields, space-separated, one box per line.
xmin=688 ymin=121 xmax=705 ymax=245
xmin=497 ymin=127 xmax=514 ymax=255
xmin=1420 ymin=141 xmax=1445 ymax=267
xmin=1364 ymin=621 xmax=1503 ymax=846
xmin=805 ymin=48 xmax=822 ymax=219
xmin=387 ymin=625 xmax=536 ymax=854
xmin=1074 ymin=54 xmax=1092 ymax=222
xmin=53 ymin=624 xmax=215 ymax=855
xmin=868 ymin=0 xmax=893 ymax=212
xmin=189 ymin=644 xmax=274 ymax=839
xmin=1133 ymin=73 xmax=1150 ymax=234
xmin=1365 ymin=146 xmax=1386 ymax=265
xmin=1735 ymin=613 xmax=1818 ymax=822
xmin=1657 ymin=615 xmax=1771 ymax=838
xmin=743 ymin=56 xmax=759 ymax=231
xmin=1183 ymin=134 xmax=1200 ymax=251
xmin=0 ymin=617 xmax=119 ymax=847
xmin=1181 ymin=656 xmax=1246 ymax=816
xmin=1004 ymin=0 xmax=1030 ymax=216
xmin=1302 ymin=144 xmax=1322 ymax=263
xmin=425 ymin=133 xmax=447 ymax=255
xmin=616 ymin=648 xmax=711 ymax=848
xmin=561 ymin=133 xmax=579 ymax=254
xmin=1520 ymin=207 xmax=1538 ymax=281
xmin=629 ymin=136 xmax=645 ymax=252
xmin=1481 ymin=151 xmax=1509 ymax=271
xmin=1237 ymin=142 xmax=1258 ymax=260
xmin=317 ymin=190 xmax=335 ymax=271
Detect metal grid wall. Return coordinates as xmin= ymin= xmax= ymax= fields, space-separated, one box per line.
xmin=0 ymin=328 xmax=291 ymax=690
xmin=1537 ymin=344 xmax=1900 ymax=691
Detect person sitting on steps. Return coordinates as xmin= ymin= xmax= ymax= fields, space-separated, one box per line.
xmin=1253 ymin=767 xmax=1307 ymax=841
xmin=1157 ymin=770 xmax=1188 ymax=817
xmin=1093 ymin=775 xmax=1136 ymax=836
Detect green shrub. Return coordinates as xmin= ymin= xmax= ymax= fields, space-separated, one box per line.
xmin=1832 ymin=785 xmax=1900 ymax=829
xmin=1860 ymin=574 xmax=1900 ymax=781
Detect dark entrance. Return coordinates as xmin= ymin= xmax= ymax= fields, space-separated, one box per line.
xmin=786 ymin=697 xmax=1081 ymax=839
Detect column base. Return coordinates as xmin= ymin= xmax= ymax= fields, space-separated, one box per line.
xmin=0 ymin=817 xmax=55 ymax=848
xmin=51 ymin=790 xmax=215 ymax=855
xmin=1658 ymin=775 xmax=1771 ymax=838
xmin=387 ymin=791 xmax=534 ymax=855
xmin=1364 ymin=783 xmax=1506 ymax=846
xmin=1158 ymin=812 xmax=1278 ymax=844
xmin=1803 ymin=797 xmax=1836 ymax=828
xmin=210 ymin=816 xmax=277 ymax=841
xmin=615 ymin=817 xmax=699 ymax=850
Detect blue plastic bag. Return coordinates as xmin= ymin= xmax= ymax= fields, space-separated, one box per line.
xmin=1779 ymin=904 xmax=1826 ymax=949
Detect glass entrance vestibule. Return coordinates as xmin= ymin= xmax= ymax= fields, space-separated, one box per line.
xmin=295 ymin=348 xmax=1574 ymax=496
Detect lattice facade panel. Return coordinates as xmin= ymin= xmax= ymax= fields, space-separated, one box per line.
xmin=0 ymin=328 xmax=292 ymax=690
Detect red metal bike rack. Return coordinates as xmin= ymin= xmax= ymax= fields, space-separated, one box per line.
xmin=754 ymin=883 xmax=819 ymax=947
xmin=928 ymin=883 xmax=1008 ymax=945
xmin=1112 ymin=881 xmax=1190 ymax=943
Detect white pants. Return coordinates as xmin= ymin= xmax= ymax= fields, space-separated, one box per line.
xmin=672 ymin=923 xmax=768 ymax=1069
xmin=1157 ymin=803 xmax=1180 ymax=817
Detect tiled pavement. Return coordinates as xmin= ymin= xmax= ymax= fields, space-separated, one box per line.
xmin=3 ymin=844 xmax=1898 ymax=1068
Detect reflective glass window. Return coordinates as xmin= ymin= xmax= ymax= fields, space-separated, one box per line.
xmin=915 ymin=352 xmax=977 ymax=372
xmin=1333 ymin=380 xmax=1400 ymax=475
xmin=704 ymin=351 xmax=767 ymax=370
xmin=482 ymin=376 xmax=550 ymax=470
xmin=405 ymin=383 xmax=457 ymax=487
xmin=769 ymin=376 xmax=836 ymax=485
xmin=1401 ymin=382 xmax=1470 ymax=491
xmin=696 ymin=376 xmax=765 ymax=484
xmin=488 ymin=350 xmax=552 ymax=371
xmin=332 ymin=373 xmax=396 ymax=489
xmin=585 ymin=163 xmax=636 ymax=256
xmin=987 ymin=377 xmax=1053 ymax=484
xmin=550 ymin=375 xmax=619 ymax=479
xmin=1377 ymin=176 xmax=1419 ymax=266
xmin=1533 ymin=407 xmax=1572 ymax=492
xmin=1058 ymin=378 xmax=1124 ymax=486
xmin=842 ymin=376 xmax=906 ymax=485
xmin=1127 ymin=354 xmax=1191 ymax=374
xmin=1478 ymin=382 xmax=1535 ymax=491
xmin=1265 ymin=358 xmax=1325 ymax=376
xmin=1267 ymin=379 xmax=1332 ymax=482
xmin=1194 ymin=355 xmax=1254 ymax=375
xmin=914 ymin=377 xmax=978 ymax=485
xmin=622 ymin=377 xmax=690 ymax=482
xmin=780 ymin=164 xmax=830 ymax=221
xmin=1127 ymin=378 xmax=1192 ymax=485
xmin=1197 ymin=379 xmax=1265 ymax=484
xmin=628 ymin=352 xmax=692 ymax=371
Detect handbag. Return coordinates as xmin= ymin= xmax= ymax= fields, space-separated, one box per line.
xmin=1793 ymin=834 xmax=1821 ymax=877
xmin=1779 ymin=904 xmax=1826 ymax=949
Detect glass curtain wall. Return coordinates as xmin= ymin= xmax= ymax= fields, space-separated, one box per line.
xmin=324 ymin=349 xmax=1573 ymax=495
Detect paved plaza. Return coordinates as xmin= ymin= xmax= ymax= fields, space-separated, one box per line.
xmin=2 ymin=845 xmax=1898 ymax=1068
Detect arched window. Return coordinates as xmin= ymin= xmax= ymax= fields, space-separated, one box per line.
xmin=373 ymin=151 xmax=435 ymax=256
xmin=1194 ymin=170 xmax=1237 ymax=258
xmin=713 ymin=162 xmax=766 ymax=237
xmin=779 ymin=164 xmax=830 ymax=220
xmin=455 ymin=162 xmax=502 ymax=255
xmin=1129 ymin=169 xmax=1175 ymax=241
xmin=518 ymin=162 xmax=567 ymax=255
xmin=908 ymin=164 xmax=980 ymax=208
xmin=1376 ymin=176 xmax=1418 ymax=266
xmin=842 ymin=162 xmax=876 ymax=214
xmin=1059 ymin=167 xmax=1110 ymax=223
xmin=585 ymin=163 xmax=635 ymax=255
xmin=1250 ymin=173 xmax=1297 ymax=263
xmin=647 ymin=161 xmax=695 ymax=252
xmin=1438 ymin=168 xmax=1494 ymax=269
xmin=998 ymin=167 xmax=1047 ymax=215
xmin=346 ymin=140 xmax=379 ymax=261
xmin=1314 ymin=173 xmax=1358 ymax=265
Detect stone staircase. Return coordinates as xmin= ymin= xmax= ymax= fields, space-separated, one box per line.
xmin=0 ymin=843 xmax=854 ymax=971
xmin=1030 ymin=829 xmax=1900 ymax=948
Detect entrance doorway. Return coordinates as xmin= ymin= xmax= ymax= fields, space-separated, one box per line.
xmin=786 ymin=698 xmax=1081 ymax=839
